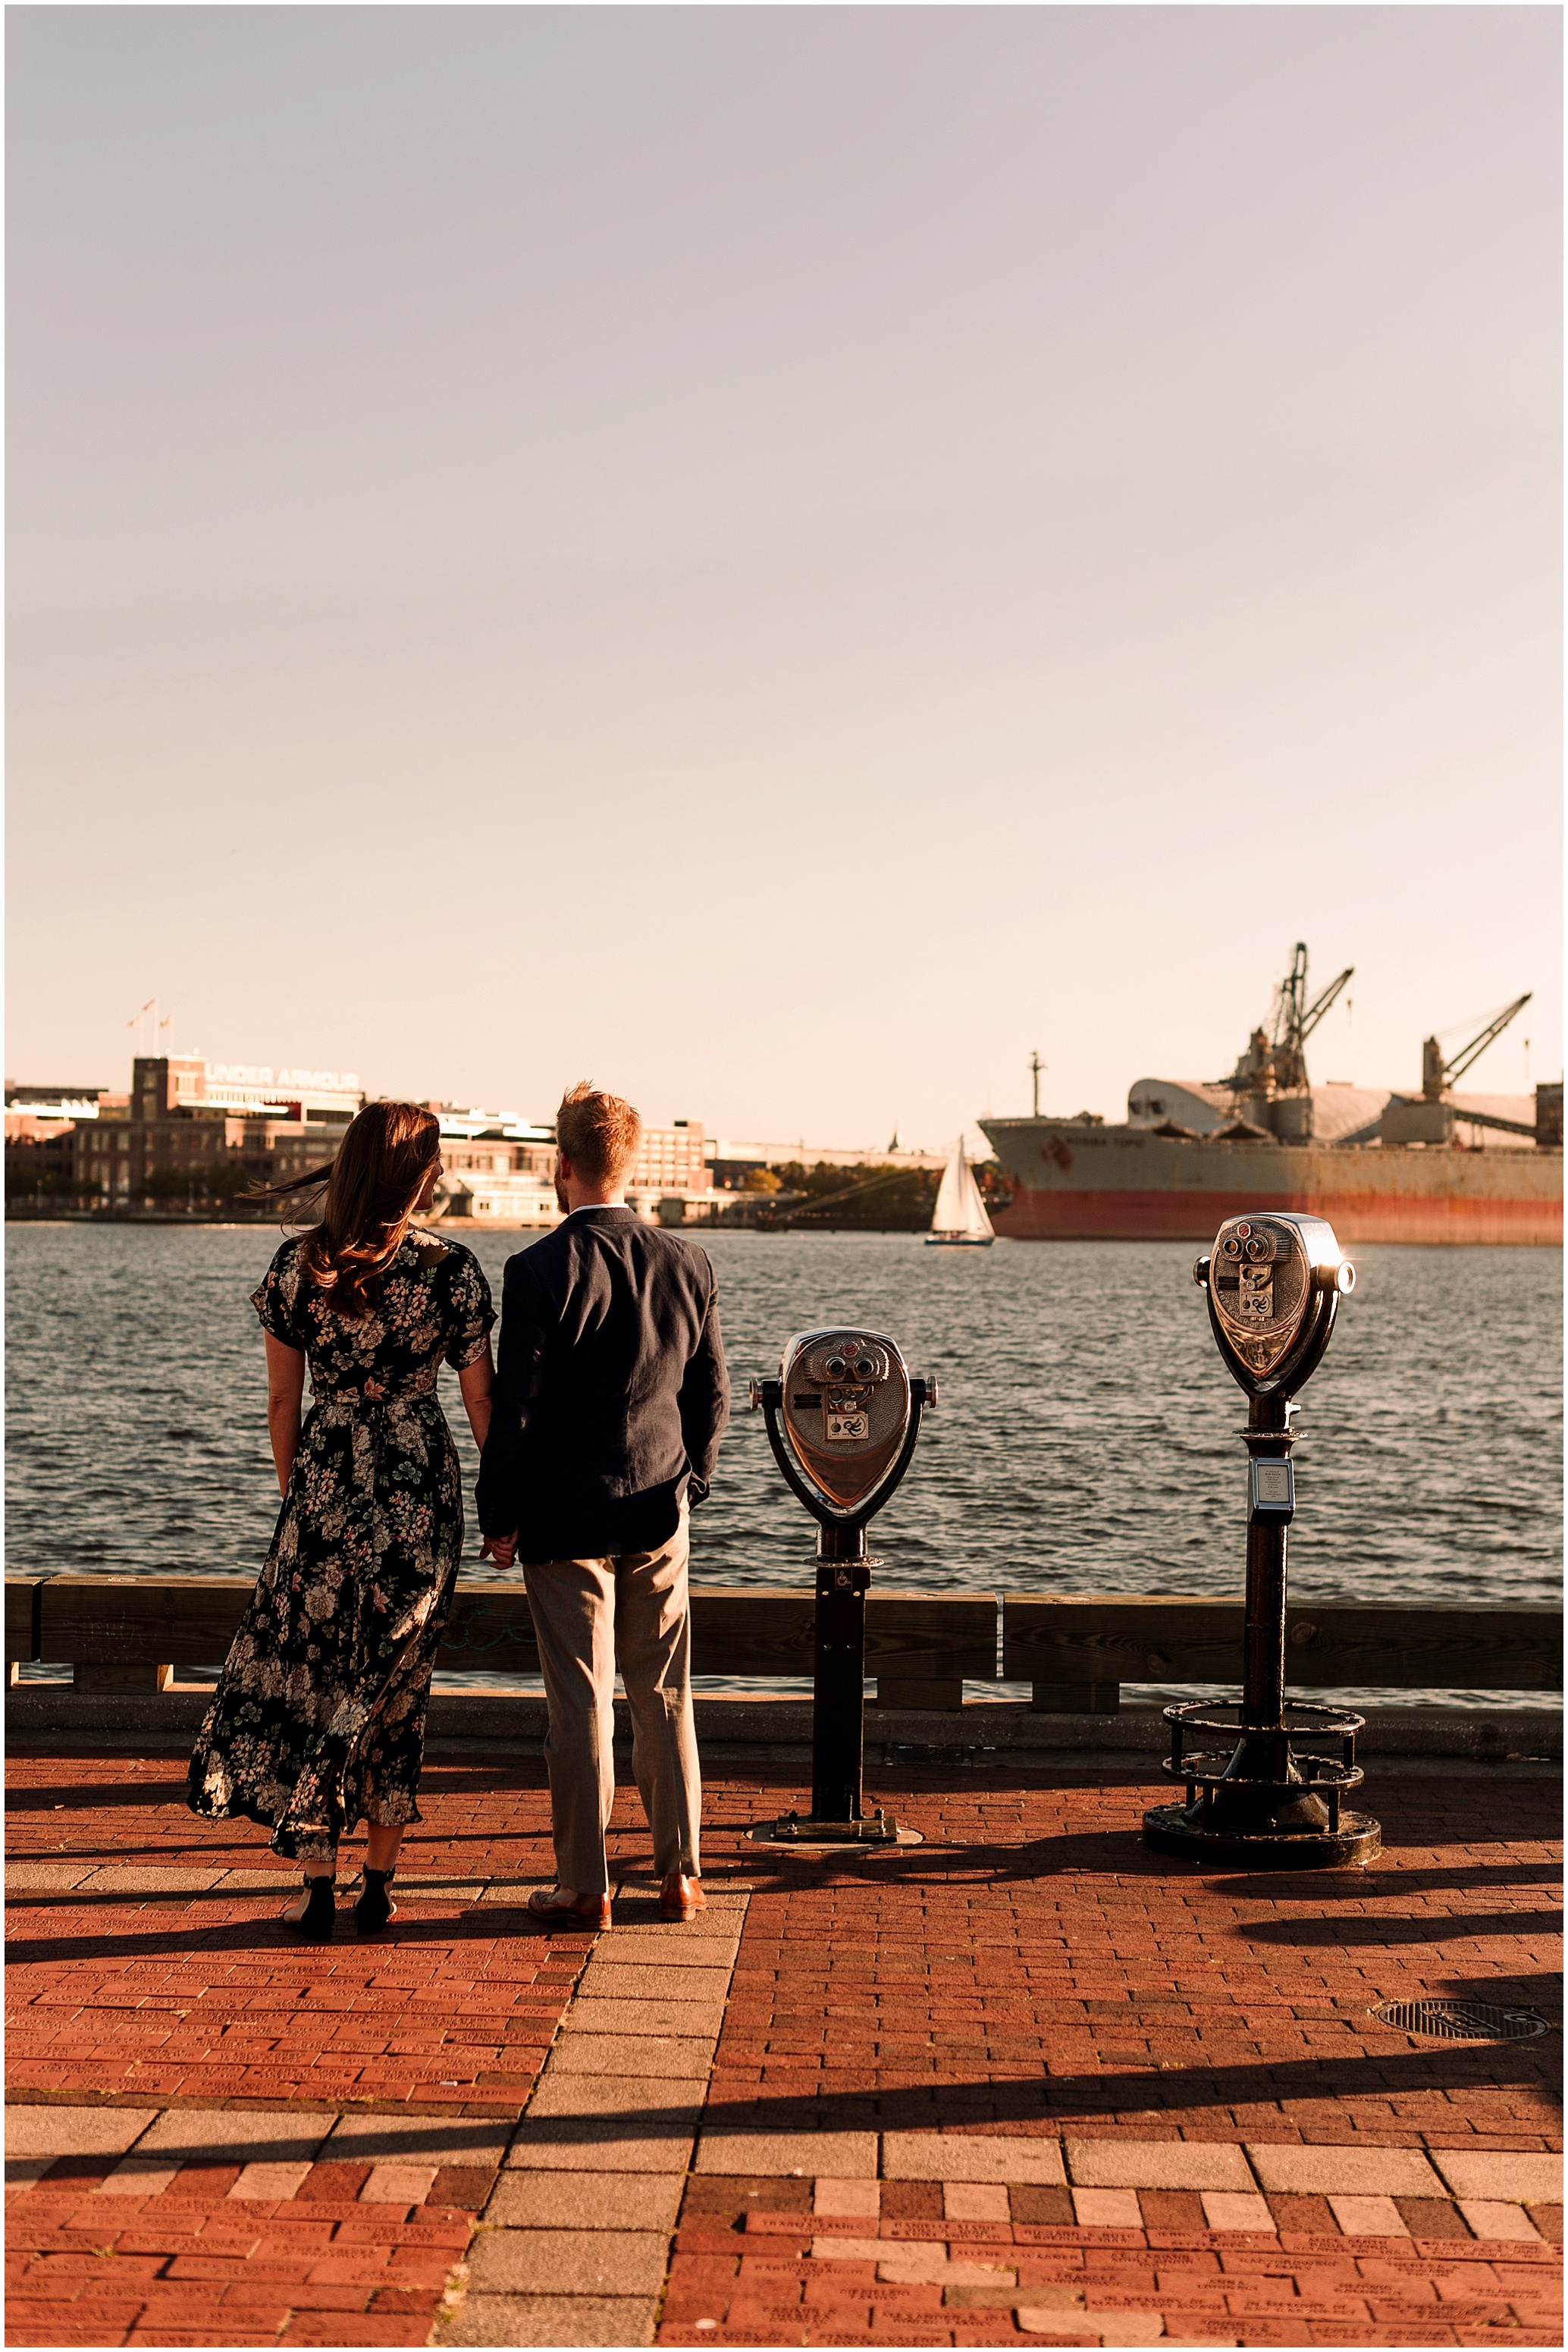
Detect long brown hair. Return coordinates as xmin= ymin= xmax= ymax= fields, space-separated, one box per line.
xmin=265 ymin=1100 xmax=441 ymax=1316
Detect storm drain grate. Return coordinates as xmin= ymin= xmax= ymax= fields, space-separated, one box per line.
xmin=882 ymin=1743 xmax=989 ymax=1766
xmin=1372 ymin=1999 xmax=1551 ymax=2042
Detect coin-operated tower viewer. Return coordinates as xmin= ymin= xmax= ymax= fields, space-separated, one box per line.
xmin=750 ymin=1328 xmax=936 ymax=1842
xmin=1144 ymin=1212 xmax=1379 ymax=1870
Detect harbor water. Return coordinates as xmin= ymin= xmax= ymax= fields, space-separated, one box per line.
xmin=6 ymin=1223 xmax=1560 ymax=1709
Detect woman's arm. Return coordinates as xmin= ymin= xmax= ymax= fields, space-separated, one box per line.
xmin=264 ymin=1334 xmax=307 ymax=1497
xmin=458 ymin=1344 xmax=496 ymax=1451
xmin=459 ymin=1347 xmax=515 ymax=1565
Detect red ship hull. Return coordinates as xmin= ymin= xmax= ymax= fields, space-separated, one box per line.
xmin=995 ymin=1184 xmax=1561 ymax=1246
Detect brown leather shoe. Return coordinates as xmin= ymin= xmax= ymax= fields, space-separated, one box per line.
xmin=660 ymin=1872 xmax=706 ymax=1923
xmin=527 ymin=1886 xmax=611 ymax=1928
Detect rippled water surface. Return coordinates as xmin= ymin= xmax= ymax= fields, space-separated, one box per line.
xmin=7 ymin=1224 xmax=1560 ymax=1702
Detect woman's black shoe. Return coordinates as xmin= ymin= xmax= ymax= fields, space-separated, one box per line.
xmin=355 ymin=1867 xmax=398 ymax=1935
xmin=282 ymin=1874 xmax=337 ymax=1941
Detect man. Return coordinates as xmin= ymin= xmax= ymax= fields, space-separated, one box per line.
xmin=476 ymin=1082 xmax=728 ymax=1927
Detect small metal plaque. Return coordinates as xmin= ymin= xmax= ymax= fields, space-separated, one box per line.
xmin=826 ymin=1410 xmax=870 ymax=1441
xmin=1238 ymin=1267 xmax=1275 ymax=1322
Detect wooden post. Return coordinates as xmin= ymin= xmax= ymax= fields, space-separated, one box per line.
xmin=1030 ymin=1679 xmax=1120 ymax=1714
xmin=875 ymin=1676 xmax=966 ymax=1711
xmin=73 ymin=1664 xmax=169 ymax=1693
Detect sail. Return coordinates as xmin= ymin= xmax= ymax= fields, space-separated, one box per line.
xmin=932 ymin=1137 xmax=995 ymax=1238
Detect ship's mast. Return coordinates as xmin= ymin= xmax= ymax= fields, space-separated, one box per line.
xmin=1029 ymin=1052 xmax=1045 ymax=1117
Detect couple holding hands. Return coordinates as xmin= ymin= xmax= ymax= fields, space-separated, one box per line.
xmin=187 ymin=1083 xmax=728 ymax=1939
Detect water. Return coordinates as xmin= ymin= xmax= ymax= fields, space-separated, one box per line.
xmin=6 ymin=1224 xmax=1560 ymax=1708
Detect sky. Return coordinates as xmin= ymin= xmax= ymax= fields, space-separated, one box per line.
xmin=8 ymin=6 xmax=1560 ymax=1146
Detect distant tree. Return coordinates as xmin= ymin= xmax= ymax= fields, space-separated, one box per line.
xmin=143 ymin=1160 xmax=265 ymax=1209
xmin=760 ymin=1160 xmax=940 ymax=1231
xmin=973 ymin=1156 xmax=1014 ymax=1208
xmin=204 ymin=1159 xmax=263 ymax=1203
xmin=5 ymin=1163 xmax=93 ymax=1202
xmin=741 ymin=1167 xmax=783 ymax=1193
xmin=143 ymin=1163 xmax=193 ymax=1202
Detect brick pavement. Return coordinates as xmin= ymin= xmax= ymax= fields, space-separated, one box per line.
xmin=5 ymin=1748 xmax=1562 ymax=2346
xmin=703 ymin=1769 xmax=1560 ymax=2150
xmin=5 ymin=1749 xmax=598 ymax=2113
xmin=5 ymin=2128 xmax=485 ymax=2348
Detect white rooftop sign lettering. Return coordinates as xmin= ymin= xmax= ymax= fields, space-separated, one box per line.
xmin=209 ymin=1065 xmax=359 ymax=1089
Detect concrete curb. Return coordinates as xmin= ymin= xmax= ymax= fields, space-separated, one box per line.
xmin=5 ymin=1686 xmax=1560 ymax=1760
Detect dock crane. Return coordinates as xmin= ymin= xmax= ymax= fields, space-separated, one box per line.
xmin=1422 ymin=993 xmax=1532 ymax=1101
xmin=1378 ymin=991 xmax=1541 ymax=1145
xmin=1271 ymin=944 xmax=1353 ymax=1093
xmin=1212 ymin=944 xmax=1356 ymax=1132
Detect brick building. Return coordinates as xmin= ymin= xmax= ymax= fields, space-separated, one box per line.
xmin=5 ymin=1087 xmax=124 ymax=1201
xmin=431 ymin=1110 xmax=713 ymax=1228
xmin=73 ymin=1110 xmax=343 ymax=1206
xmin=2 ymin=1058 xmax=365 ymax=1209
xmin=8 ymin=1063 xmax=714 ymax=1218
xmin=628 ymin=1119 xmax=710 ymax=1196
xmin=67 ymin=1058 xmax=365 ymax=1206
xmin=434 ymin=1109 xmax=558 ymax=1187
xmin=431 ymin=1107 xmax=709 ymax=1196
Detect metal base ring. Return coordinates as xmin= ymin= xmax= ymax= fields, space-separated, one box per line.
xmin=1143 ymin=1800 xmax=1381 ymax=1871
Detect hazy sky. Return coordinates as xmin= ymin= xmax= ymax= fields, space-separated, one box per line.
xmin=8 ymin=6 xmax=1560 ymax=1143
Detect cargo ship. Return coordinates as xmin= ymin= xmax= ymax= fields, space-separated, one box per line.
xmin=980 ymin=948 xmax=1562 ymax=1246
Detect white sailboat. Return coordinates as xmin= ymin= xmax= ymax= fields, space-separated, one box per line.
xmin=926 ymin=1135 xmax=996 ymax=1247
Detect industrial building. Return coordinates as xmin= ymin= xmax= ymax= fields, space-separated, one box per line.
xmin=6 ymin=1058 xmax=717 ymax=1226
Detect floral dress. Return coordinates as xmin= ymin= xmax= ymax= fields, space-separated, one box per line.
xmin=187 ymin=1230 xmax=494 ymax=1862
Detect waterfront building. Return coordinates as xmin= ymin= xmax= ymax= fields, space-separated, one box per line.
xmin=71 ymin=1058 xmax=365 ymax=1204
xmin=72 ymin=1110 xmax=339 ymax=1205
xmin=4 ymin=1055 xmax=365 ymax=1209
xmin=133 ymin=1058 xmax=363 ymax=1124
xmin=434 ymin=1110 xmax=719 ymax=1232
xmin=8 ymin=1058 xmax=720 ymax=1222
xmin=5 ymin=1083 xmax=117 ymax=1132
xmin=433 ymin=1106 xmax=558 ymax=1184
xmin=5 ymin=1085 xmax=127 ymax=1200
xmin=6 ymin=1090 xmax=101 ymax=1166
xmin=430 ymin=1108 xmax=560 ymax=1225
xmin=629 ymin=1119 xmax=710 ymax=1197
xmin=706 ymin=1136 xmax=947 ymax=1187
xmin=433 ymin=1109 xmax=713 ymax=1226
xmin=432 ymin=1108 xmax=707 ymax=1184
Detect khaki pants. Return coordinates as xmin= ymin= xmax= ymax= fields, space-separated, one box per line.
xmin=524 ymin=1513 xmax=701 ymax=1897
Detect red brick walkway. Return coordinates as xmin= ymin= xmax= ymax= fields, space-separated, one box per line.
xmin=5 ymin=1748 xmax=1562 ymax=2347
xmin=5 ymin=2160 xmax=475 ymax=2347
xmin=665 ymin=2187 xmax=1563 ymax=2345
xmin=5 ymin=1750 xmax=593 ymax=2345
xmin=705 ymin=1770 xmax=1561 ymax=2147
xmin=5 ymin=1750 xmax=596 ymax=2111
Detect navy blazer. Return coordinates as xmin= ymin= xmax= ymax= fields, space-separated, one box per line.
xmin=475 ymin=1206 xmax=729 ymax=1561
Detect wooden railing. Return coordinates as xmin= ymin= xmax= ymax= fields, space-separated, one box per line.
xmin=5 ymin=1576 xmax=1560 ymax=1711
xmin=1003 ymin=1594 xmax=1562 ymax=1711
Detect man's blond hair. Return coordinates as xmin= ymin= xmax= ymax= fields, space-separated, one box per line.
xmin=556 ymin=1081 xmax=644 ymax=1187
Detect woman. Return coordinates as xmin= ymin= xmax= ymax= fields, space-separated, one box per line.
xmin=187 ymin=1100 xmax=511 ymax=1939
